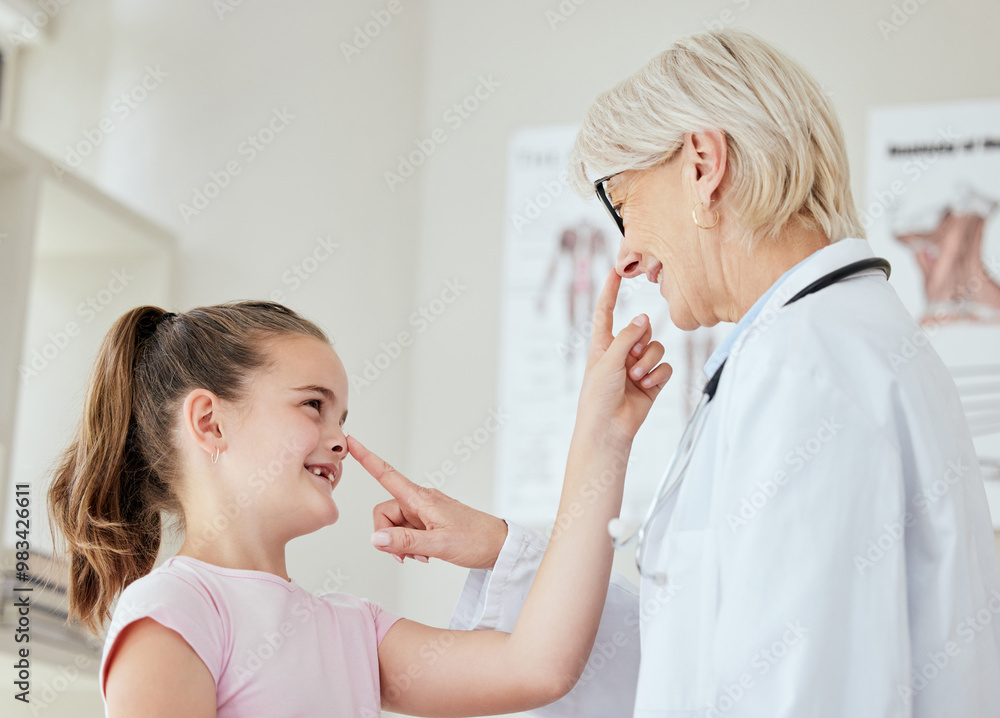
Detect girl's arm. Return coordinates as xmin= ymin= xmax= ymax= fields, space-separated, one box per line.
xmin=104 ymin=618 xmax=217 ymax=718
xmin=353 ymin=268 xmax=670 ymax=716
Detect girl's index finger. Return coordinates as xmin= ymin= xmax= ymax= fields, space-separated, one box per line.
xmin=591 ymin=267 xmax=623 ymax=346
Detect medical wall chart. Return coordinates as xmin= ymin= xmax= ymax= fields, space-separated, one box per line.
xmin=866 ymin=99 xmax=1000 ymax=527
xmin=493 ymin=126 xmax=722 ymax=527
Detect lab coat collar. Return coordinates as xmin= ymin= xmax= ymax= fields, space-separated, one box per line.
xmin=702 ymin=238 xmax=878 ymax=381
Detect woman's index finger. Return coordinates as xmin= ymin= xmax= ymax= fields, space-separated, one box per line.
xmin=347 ymin=435 xmax=416 ymax=500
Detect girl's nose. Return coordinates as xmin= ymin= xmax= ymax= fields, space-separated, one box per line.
xmin=330 ymin=428 xmax=348 ymax=458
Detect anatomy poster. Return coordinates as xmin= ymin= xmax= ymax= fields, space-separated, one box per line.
xmin=493 ymin=126 xmax=721 ymax=527
xmin=866 ymin=99 xmax=1000 ymax=525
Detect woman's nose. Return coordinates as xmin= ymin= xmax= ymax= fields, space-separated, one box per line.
xmin=616 ymin=250 xmax=643 ymax=279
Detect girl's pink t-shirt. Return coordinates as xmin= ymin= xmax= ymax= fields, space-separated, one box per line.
xmin=99 ymin=555 xmax=402 ymax=717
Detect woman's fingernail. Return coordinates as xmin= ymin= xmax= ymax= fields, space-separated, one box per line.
xmin=392 ymin=554 xmax=404 ymax=564
xmin=632 ymin=365 xmax=644 ymax=379
xmin=631 ymin=341 xmax=643 ymax=355
xmin=632 ymin=315 xmax=646 ymax=326
xmin=371 ymin=531 xmax=391 ymax=547
xmin=415 ymin=555 xmax=429 ymax=563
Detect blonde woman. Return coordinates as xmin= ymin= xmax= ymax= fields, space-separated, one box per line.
xmin=366 ymin=29 xmax=1000 ymax=716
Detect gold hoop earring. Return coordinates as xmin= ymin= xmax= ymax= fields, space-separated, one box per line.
xmin=692 ymin=202 xmax=720 ymax=230
xmin=211 ymin=446 xmax=220 ymax=464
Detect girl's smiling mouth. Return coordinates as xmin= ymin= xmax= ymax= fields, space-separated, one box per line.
xmin=305 ymin=463 xmax=340 ymax=489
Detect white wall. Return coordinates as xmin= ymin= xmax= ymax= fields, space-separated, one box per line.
xmin=8 ymin=1 xmax=1000 ymax=716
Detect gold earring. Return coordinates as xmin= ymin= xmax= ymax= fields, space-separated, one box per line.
xmin=211 ymin=446 xmax=220 ymax=464
xmin=692 ymin=202 xmax=720 ymax=229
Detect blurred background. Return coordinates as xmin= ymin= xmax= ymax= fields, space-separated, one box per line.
xmin=1 ymin=1 xmax=999 ymax=716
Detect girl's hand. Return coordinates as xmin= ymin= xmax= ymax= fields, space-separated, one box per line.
xmin=577 ymin=268 xmax=672 ymax=447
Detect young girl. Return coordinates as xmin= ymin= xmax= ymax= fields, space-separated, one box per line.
xmin=48 ymin=279 xmax=668 ymax=716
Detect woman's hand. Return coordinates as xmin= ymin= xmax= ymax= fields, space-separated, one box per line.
xmin=577 ymin=267 xmax=672 ymax=447
xmin=348 ymin=435 xmax=509 ymax=567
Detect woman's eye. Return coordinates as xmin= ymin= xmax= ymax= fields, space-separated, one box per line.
xmin=305 ymin=399 xmax=322 ymax=411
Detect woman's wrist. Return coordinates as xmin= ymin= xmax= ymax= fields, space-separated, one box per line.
xmin=486 ymin=518 xmax=509 ymax=571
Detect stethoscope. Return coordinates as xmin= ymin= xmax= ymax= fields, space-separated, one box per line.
xmin=607 ymin=257 xmax=892 ymax=585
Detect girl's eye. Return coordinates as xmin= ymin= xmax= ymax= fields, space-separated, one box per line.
xmin=305 ymin=399 xmax=322 ymax=411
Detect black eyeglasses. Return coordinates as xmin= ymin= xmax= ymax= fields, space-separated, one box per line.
xmin=594 ymin=173 xmax=624 ymax=235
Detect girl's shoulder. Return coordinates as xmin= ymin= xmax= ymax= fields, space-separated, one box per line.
xmin=101 ymin=557 xmax=230 ymax=699
xmin=112 ymin=555 xmax=222 ymax=624
xmin=317 ymin=591 xmax=403 ymax=645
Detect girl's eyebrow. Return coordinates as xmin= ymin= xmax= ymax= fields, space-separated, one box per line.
xmin=292 ymin=384 xmax=335 ymax=401
xmin=292 ymin=384 xmax=348 ymax=422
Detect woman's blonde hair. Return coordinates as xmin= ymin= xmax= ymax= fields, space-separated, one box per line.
xmin=47 ymin=301 xmax=328 ymax=635
xmin=569 ymin=28 xmax=864 ymax=249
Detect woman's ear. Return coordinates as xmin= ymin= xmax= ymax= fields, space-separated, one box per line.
xmin=182 ymin=389 xmax=225 ymax=459
xmin=689 ymin=129 xmax=727 ymax=204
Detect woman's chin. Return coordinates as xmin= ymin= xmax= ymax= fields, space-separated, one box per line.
xmin=667 ymin=303 xmax=702 ymax=331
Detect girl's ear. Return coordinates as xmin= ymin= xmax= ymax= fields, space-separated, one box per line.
xmin=182 ymin=389 xmax=225 ymax=459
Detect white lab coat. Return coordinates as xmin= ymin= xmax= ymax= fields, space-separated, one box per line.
xmin=450 ymin=238 xmax=1000 ymax=717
